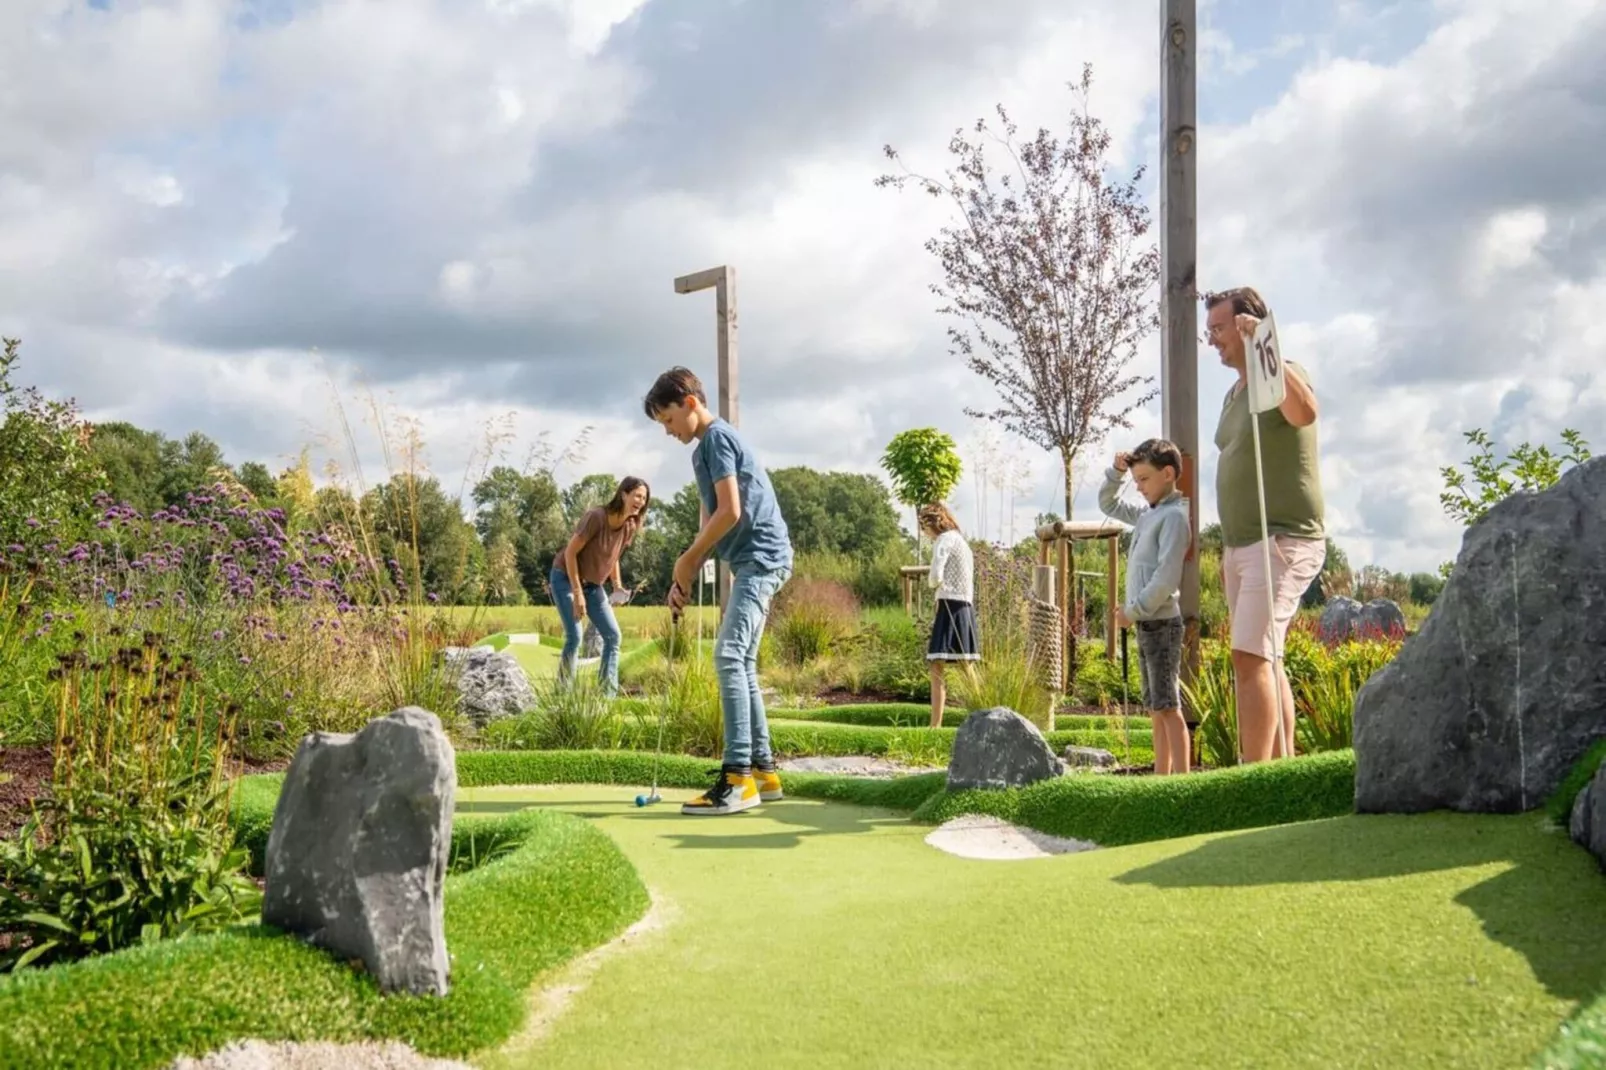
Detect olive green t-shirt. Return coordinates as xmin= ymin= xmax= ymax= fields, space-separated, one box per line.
xmin=1213 ymin=361 xmax=1325 ymax=549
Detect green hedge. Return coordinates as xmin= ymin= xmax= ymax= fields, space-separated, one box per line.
xmin=915 ymin=750 xmax=1357 ymax=846
xmin=773 ymin=703 xmax=1155 ymax=733
xmin=0 ymin=807 xmax=647 ymax=1070
xmin=1535 ymin=988 xmax=1606 ymax=1069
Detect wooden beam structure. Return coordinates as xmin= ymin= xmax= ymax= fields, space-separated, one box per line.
xmin=673 ymin=265 xmax=738 ymax=610
xmin=1034 ymin=519 xmax=1129 ymax=665
xmin=1160 ymin=1 xmax=1201 ymax=743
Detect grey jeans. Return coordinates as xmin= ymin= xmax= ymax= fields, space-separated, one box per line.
xmin=1135 ymin=616 xmax=1184 ymax=711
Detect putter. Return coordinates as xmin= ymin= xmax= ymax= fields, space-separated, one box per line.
xmin=1120 ymin=626 xmax=1133 ymax=769
xmin=635 ymin=586 xmax=683 ymax=808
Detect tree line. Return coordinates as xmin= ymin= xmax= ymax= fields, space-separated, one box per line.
xmin=66 ymin=420 xmax=912 ymax=607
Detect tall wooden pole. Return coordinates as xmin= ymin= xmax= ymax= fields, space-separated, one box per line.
xmin=673 ymin=265 xmax=738 ymax=612
xmin=1161 ymin=1 xmax=1201 ymax=737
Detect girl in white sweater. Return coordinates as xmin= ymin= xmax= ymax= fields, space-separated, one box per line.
xmin=919 ymin=502 xmax=978 ymax=728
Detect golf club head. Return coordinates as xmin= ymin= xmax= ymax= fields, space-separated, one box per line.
xmin=634 ymin=792 xmax=662 ymax=807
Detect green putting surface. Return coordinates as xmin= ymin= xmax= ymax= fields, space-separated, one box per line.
xmin=464 ymin=786 xmax=1606 ymax=1069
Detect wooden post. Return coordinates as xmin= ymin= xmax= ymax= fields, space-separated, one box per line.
xmin=1161 ymin=1 xmax=1201 ymax=725
xmin=1106 ymin=535 xmax=1119 ymax=661
xmin=674 ymin=265 xmax=738 ymax=613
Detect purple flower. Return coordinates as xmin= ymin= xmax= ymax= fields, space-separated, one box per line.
xmin=24 ymin=518 xmax=40 ymax=529
xmin=212 ymin=630 xmax=225 ymax=641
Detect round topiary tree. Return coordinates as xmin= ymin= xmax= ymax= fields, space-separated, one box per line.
xmin=880 ymin=428 xmax=963 ymax=561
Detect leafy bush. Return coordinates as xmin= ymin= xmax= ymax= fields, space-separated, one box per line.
xmin=847 ymin=613 xmax=931 ymax=701
xmin=0 ymin=632 xmax=258 ymax=972
xmin=771 ymin=578 xmax=860 ymax=665
xmin=525 ymin=675 xmax=624 ymax=751
xmin=0 ymin=339 xmax=104 ymax=549
xmin=1182 ymin=641 xmax=1239 ymax=768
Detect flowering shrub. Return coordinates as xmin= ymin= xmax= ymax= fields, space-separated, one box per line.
xmin=0 ymin=482 xmax=464 ymax=756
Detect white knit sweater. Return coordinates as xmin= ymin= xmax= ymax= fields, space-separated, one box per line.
xmin=926 ymin=530 xmax=974 ymax=604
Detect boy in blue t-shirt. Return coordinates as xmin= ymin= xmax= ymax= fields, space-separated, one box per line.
xmin=643 ymin=366 xmax=793 ymax=815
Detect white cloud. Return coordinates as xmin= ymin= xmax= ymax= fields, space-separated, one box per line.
xmin=1 ymin=0 xmax=1603 ymax=578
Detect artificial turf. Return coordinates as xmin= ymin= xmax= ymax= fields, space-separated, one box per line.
xmin=0 ymin=808 xmax=648 ymax=1070
xmin=462 ymin=785 xmax=1606 ymax=1070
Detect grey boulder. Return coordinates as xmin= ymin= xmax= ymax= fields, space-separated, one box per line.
xmin=263 ymin=707 xmax=456 ymax=996
xmin=948 ymin=708 xmax=1065 ymax=791
xmin=1570 ymin=762 xmax=1606 ymax=870
xmin=1358 ymin=599 xmax=1406 ymax=640
xmin=1063 ymin=745 xmax=1117 ymax=770
xmin=440 ymin=646 xmax=536 ymax=725
xmin=1318 ymin=596 xmax=1404 ymax=643
xmin=1318 ymin=596 xmax=1362 ymax=644
xmin=1354 ymin=456 xmax=1606 ymax=815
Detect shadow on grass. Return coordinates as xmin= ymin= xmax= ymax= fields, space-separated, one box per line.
xmin=1114 ymin=812 xmax=1606 ymax=1002
xmin=457 ymin=793 xmax=910 ymax=852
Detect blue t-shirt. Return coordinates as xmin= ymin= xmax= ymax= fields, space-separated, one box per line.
xmin=692 ymin=419 xmax=792 ymax=572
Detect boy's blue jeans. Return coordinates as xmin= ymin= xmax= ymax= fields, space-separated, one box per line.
xmin=716 ymin=564 xmax=791 ymax=770
xmin=549 ymin=566 xmax=621 ymax=695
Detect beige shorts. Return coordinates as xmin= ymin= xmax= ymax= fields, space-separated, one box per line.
xmin=1223 ymin=535 xmax=1326 ymax=660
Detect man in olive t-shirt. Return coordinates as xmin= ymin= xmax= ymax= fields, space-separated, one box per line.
xmin=1206 ymin=287 xmax=1327 ymax=763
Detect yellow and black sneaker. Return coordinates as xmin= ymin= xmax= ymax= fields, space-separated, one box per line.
xmin=682 ymin=767 xmax=761 ymax=816
xmin=753 ymin=766 xmax=784 ymax=802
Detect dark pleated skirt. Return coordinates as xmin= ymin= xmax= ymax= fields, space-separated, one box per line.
xmin=927 ymin=597 xmax=980 ymax=661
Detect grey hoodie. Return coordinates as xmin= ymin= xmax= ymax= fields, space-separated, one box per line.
xmin=1097 ymin=466 xmax=1191 ymax=622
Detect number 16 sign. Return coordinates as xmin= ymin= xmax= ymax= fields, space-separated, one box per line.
xmin=1245 ymin=311 xmax=1285 ymax=416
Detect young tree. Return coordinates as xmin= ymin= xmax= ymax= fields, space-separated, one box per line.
xmin=1438 ymin=426 xmax=1592 ymax=578
xmin=877 ymin=64 xmax=1160 ymax=521
xmin=880 ymin=428 xmax=963 ymax=558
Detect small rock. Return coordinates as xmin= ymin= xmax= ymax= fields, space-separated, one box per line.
xmin=263 ymin=708 xmax=455 ymax=996
xmin=440 ymin=646 xmax=536 ymax=726
xmin=1063 ymin=745 xmax=1117 ymax=770
xmin=947 ymin=708 xmax=1065 ymax=792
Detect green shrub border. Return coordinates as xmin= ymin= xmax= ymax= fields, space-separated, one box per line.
xmin=0 ymin=805 xmax=648 ymax=1070
xmin=771 ymin=702 xmax=1153 ymax=733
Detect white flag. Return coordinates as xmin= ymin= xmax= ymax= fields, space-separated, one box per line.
xmin=1246 ymin=311 xmax=1286 ymax=415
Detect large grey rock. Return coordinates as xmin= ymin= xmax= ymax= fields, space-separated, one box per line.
xmin=1354 ymin=457 xmax=1606 ymax=814
xmin=263 ymin=707 xmax=456 ymax=996
xmin=440 ymin=646 xmax=536 ymax=725
xmin=947 ymin=707 xmax=1065 ymax=791
xmin=1358 ymin=599 xmax=1407 ymax=640
xmin=1318 ymin=596 xmax=1362 ymax=644
xmin=1569 ymin=766 xmax=1606 ymax=869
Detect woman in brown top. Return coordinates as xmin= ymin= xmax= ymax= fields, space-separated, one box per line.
xmin=549 ymin=477 xmax=650 ymax=694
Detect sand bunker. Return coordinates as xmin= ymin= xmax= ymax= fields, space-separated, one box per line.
xmin=925 ymin=814 xmax=1099 ymax=860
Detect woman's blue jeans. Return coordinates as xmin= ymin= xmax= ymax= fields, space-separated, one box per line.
xmin=549 ymin=567 xmax=622 ymax=695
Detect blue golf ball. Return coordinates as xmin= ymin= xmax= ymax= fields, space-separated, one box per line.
xmin=635 ymin=794 xmax=647 ymax=807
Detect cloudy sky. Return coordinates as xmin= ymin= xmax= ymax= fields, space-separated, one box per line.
xmin=3 ymin=0 xmax=1602 ymax=573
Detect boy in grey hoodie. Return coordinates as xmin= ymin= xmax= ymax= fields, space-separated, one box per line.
xmin=1098 ymin=438 xmax=1192 ymax=774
